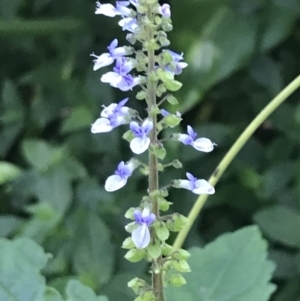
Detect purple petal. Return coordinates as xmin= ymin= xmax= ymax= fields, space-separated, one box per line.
xmin=134 ymin=209 xmax=143 ymax=224
xmin=161 ymin=109 xmax=170 ymax=117
xmin=186 ymin=172 xmax=196 ymax=181
xmin=143 ymin=213 xmax=156 ymax=226
xmin=142 ymin=119 xmax=153 ymax=134
xmin=187 ymin=126 xmax=196 ymax=139
xmin=108 ymin=39 xmax=118 ymax=52
xmin=177 ymin=134 xmax=193 ymax=145
xmin=130 ymin=121 xmax=140 ymax=135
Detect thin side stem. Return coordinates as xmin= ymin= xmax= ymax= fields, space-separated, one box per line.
xmin=146 ymin=4 xmax=165 ymax=301
xmin=173 ymin=74 xmax=300 ymax=250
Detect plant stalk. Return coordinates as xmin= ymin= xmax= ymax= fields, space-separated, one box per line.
xmin=146 ymin=3 xmax=165 ymax=300
xmin=173 ymin=74 xmax=300 ymax=250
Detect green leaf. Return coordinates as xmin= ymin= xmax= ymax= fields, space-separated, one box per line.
xmin=66 ymin=279 xmax=108 ymax=301
xmin=165 ymin=226 xmax=276 ymax=301
xmin=0 ymin=237 xmax=49 ymax=301
xmin=61 ymin=106 xmax=93 ymax=133
xmin=164 ymin=80 xmax=183 ymax=92
xmin=254 ymin=205 xmax=300 ymax=248
xmin=68 ymin=209 xmax=114 ymax=287
xmin=0 ymin=215 xmax=22 ymax=237
xmin=22 ymin=140 xmax=64 ymax=170
xmin=0 ymin=161 xmax=22 ymax=184
xmin=42 ymin=287 xmax=64 ymax=301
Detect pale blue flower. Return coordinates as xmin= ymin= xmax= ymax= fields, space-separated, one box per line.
xmin=101 ymin=57 xmax=140 ymax=91
xmin=95 ymin=1 xmax=131 ymax=17
xmin=177 ymin=172 xmax=215 ymax=195
xmin=118 ymin=17 xmax=138 ymax=32
xmin=158 ymin=4 xmax=171 ymax=18
xmin=91 ymin=98 xmax=131 ymax=133
xmin=132 ymin=208 xmax=155 ymax=249
xmin=105 ymin=161 xmax=136 ymax=191
xmin=91 ymin=39 xmax=131 ymax=71
xmin=177 ymin=126 xmax=215 ymax=152
xmin=130 ymin=119 xmax=153 ymax=154
xmin=163 ymin=50 xmax=188 ymax=75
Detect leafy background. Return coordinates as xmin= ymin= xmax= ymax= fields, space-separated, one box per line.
xmin=1 ymin=0 xmax=300 ymax=300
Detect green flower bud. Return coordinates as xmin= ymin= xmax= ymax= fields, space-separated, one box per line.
xmin=158 ymin=197 xmax=172 ymax=211
xmin=153 ymin=221 xmax=169 ymax=241
xmin=166 ymin=213 xmax=189 ymax=232
xmin=124 ymin=249 xmax=146 ymax=263
xmin=157 ymin=68 xmax=174 ymax=83
xmin=122 ymin=237 xmax=135 ymax=249
xmin=136 ymin=90 xmax=147 ymax=100
xmin=147 ymin=239 xmax=161 ymax=260
xmin=128 ymin=277 xmax=147 ymax=295
xmin=172 ymin=259 xmax=191 ymax=273
xmin=172 ymin=159 xmax=182 ymax=169
xmin=124 ymin=207 xmax=136 ymax=220
xmin=150 ymin=105 xmax=161 ymax=116
xmin=163 ymin=115 xmax=182 ymax=127
xmin=150 ymin=144 xmax=166 ymax=160
xmin=166 ymin=95 xmax=178 ymax=105
xmin=140 ymin=166 xmax=149 ymax=176
xmin=154 ymin=15 xmax=162 ymax=26
xmin=125 ymin=221 xmax=138 ymax=233
xmin=173 ymin=249 xmax=191 ymax=261
xmin=162 ymin=243 xmax=173 ymax=256
xmin=161 ymin=189 xmax=169 ymax=197
xmin=123 ymin=130 xmax=135 ymax=142
xmin=168 ymin=274 xmax=187 ymax=287
xmin=164 ymin=80 xmax=183 ymax=92
xmin=135 ymin=290 xmax=156 ymax=301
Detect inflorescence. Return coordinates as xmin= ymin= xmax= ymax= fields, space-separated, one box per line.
xmin=91 ymin=1 xmax=216 ymax=300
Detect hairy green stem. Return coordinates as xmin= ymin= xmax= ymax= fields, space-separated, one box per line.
xmin=146 ymin=4 xmax=165 ymax=301
xmin=173 ymin=74 xmax=300 ymax=250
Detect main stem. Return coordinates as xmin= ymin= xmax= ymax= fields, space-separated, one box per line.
xmin=146 ymin=4 xmax=165 ymax=301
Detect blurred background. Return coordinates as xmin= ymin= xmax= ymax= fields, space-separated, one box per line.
xmin=1 ymin=0 xmax=300 ymax=300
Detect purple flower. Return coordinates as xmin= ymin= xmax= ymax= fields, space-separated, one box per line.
xmin=161 ymin=109 xmax=181 ymax=118
xmin=91 ymin=98 xmax=131 ymax=133
xmin=95 ymin=1 xmax=131 ymax=17
xmin=163 ymin=50 xmax=188 ymax=75
xmin=132 ymin=208 xmax=155 ymax=249
xmin=101 ymin=57 xmax=140 ymax=91
xmin=91 ymin=39 xmax=131 ymax=70
xmin=176 ymin=126 xmax=216 ymax=152
xmin=177 ymin=172 xmax=215 ymax=195
xmin=158 ymin=4 xmax=171 ymax=18
xmin=105 ymin=160 xmax=137 ymax=191
xmin=129 ymin=119 xmax=153 ymax=154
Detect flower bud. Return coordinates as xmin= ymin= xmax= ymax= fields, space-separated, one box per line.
xmin=125 ymin=221 xmax=137 ymax=233
xmin=147 ymin=239 xmax=161 ymax=259
xmin=153 ymin=221 xmax=169 ymax=241
xmin=172 ymin=249 xmax=191 ymax=260
xmin=124 ymin=249 xmax=146 ymax=263
xmin=122 ymin=237 xmax=135 ymax=249
xmin=128 ymin=277 xmax=147 ymax=295
xmin=135 ymin=290 xmax=156 ymax=301
xmin=150 ymin=144 xmax=166 ymax=160
xmin=168 ymin=274 xmax=187 ymax=287
xmin=172 ymin=159 xmax=182 ymax=169
xmin=166 ymin=95 xmax=178 ymax=105
xmin=163 ymin=114 xmax=182 ymax=127
xmin=136 ymin=90 xmax=147 ymax=100
xmin=172 ymin=259 xmax=191 ymax=273
xmin=158 ymin=197 xmax=172 ymax=211
xmin=125 ymin=207 xmax=136 ymax=220
xmin=166 ymin=213 xmax=189 ymax=232
xmin=162 ymin=243 xmax=173 ymax=256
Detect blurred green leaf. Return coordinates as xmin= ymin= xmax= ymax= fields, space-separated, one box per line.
xmin=0 ymin=215 xmax=22 ymax=237
xmin=165 ymin=226 xmax=275 ymax=301
xmin=0 ymin=237 xmax=49 ymax=301
xmin=61 ymin=106 xmax=93 ymax=134
xmin=42 ymin=287 xmax=64 ymax=301
xmin=66 ymin=279 xmax=108 ymax=301
xmin=68 ymin=209 xmax=114 ymax=288
xmin=254 ymin=206 xmax=300 ymax=248
xmin=0 ymin=161 xmax=22 ymax=184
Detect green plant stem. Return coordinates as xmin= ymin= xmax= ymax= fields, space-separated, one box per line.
xmin=173 ymin=74 xmax=300 ymax=251
xmin=146 ymin=4 xmax=165 ymax=301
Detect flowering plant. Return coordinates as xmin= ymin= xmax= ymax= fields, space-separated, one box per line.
xmin=91 ymin=1 xmax=216 ymax=300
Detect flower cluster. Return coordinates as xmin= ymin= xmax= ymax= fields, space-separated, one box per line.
xmin=91 ymin=0 xmax=217 ymax=299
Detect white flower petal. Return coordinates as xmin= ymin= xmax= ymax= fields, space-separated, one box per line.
xmin=101 ymin=72 xmax=121 ymax=86
xmin=91 ymin=118 xmax=113 ymax=133
xmin=130 ymin=137 xmax=150 ymax=154
xmin=93 ymin=53 xmax=114 ymax=70
xmin=192 ymin=138 xmax=215 ymax=152
xmin=132 ymin=224 xmax=150 ymax=249
xmin=101 ymin=103 xmax=118 ymax=118
xmin=105 ymin=175 xmax=127 ymax=192
xmin=95 ymin=3 xmax=119 ymax=17
xmin=193 ymin=180 xmax=215 ymax=195
xmin=178 ymin=180 xmax=194 ymax=191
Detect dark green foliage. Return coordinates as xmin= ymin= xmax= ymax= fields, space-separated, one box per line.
xmin=1 ymin=0 xmax=300 ymax=300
